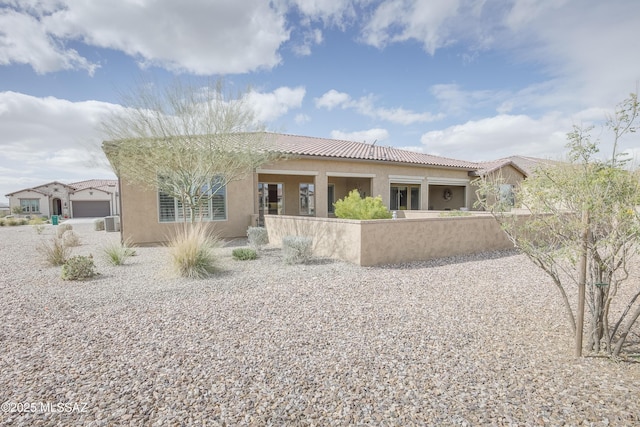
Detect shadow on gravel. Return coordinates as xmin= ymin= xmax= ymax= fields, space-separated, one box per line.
xmin=370 ymin=249 xmax=521 ymax=270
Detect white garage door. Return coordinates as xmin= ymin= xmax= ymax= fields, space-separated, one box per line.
xmin=73 ymin=201 xmax=110 ymax=217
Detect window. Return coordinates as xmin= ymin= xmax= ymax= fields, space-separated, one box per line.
xmin=299 ymin=183 xmax=315 ymax=215
xmin=20 ymin=199 xmax=40 ymax=213
xmin=499 ymin=184 xmax=515 ymax=207
xmin=158 ymin=178 xmax=226 ymax=222
xmin=390 ymin=184 xmax=420 ymax=210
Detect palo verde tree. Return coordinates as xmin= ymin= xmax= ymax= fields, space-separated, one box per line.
xmin=475 ymin=93 xmax=640 ymax=357
xmin=102 ymin=78 xmax=280 ymax=223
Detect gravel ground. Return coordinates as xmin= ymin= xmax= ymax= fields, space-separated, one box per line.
xmin=1 ymin=222 xmax=639 ymax=426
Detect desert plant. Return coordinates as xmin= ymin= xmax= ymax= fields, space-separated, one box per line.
xmin=0 ymin=219 xmax=4 ymax=226
xmin=334 ymin=189 xmax=392 ymax=220
xmin=103 ymin=239 xmax=135 ymax=265
xmin=247 ymin=226 xmax=269 ymax=250
xmin=11 ymin=206 xmax=22 ymax=215
xmin=29 ymin=216 xmax=45 ymax=225
xmin=61 ymin=255 xmax=97 ymax=281
xmin=62 ymin=230 xmax=81 ymax=247
xmin=232 ymin=247 xmax=257 ymax=261
xmin=282 ymin=236 xmax=313 ymax=264
xmin=7 ymin=218 xmax=18 ymax=226
xmin=37 ymin=236 xmax=71 ymax=266
xmin=56 ymin=223 xmax=73 ymax=238
xmin=167 ymin=224 xmax=221 ymax=278
xmin=33 ymin=224 xmax=45 ymax=234
xmin=94 ymin=218 xmax=105 ymax=231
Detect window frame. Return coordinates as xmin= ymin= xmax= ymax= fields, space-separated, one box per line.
xmin=158 ymin=177 xmax=227 ymax=223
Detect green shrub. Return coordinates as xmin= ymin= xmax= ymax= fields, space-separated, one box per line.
xmin=282 ymin=236 xmax=313 ymax=264
xmin=247 ymin=226 xmax=269 ymax=250
xmin=7 ymin=218 xmax=18 ymax=226
xmin=62 ymin=230 xmax=81 ymax=247
xmin=61 ymin=255 xmax=97 ymax=281
xmin=29 ymin=216 xmax=45 ymax=225
xmin=37 ymin=236 xmax=71 ymax=266
xmin=334 ymin=189 xmax=392 ymax=220
xmin=0 ymin=219 xmax=5 ymax=226
xmin=168 ymin=224 xmax=221 ymax=278
xmin=232 ymin=247 xmax=257 ymax=261
xmin=94 ymin=218 xmax=105 ymax=231
xmin=56 ymin=223 xmax=73 ymax=238
xmin=103 ymin=239 xmax=135 ymax=265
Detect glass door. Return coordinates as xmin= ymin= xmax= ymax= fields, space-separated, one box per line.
xmin=258 ymin=183 xmax=284 ymax=226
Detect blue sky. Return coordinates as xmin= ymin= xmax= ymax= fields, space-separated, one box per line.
xmin=1 ymin=0 xmax=639 ymax=203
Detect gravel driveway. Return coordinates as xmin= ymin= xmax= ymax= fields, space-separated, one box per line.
xmin=1 ymin=222 xmax=639 ymax=426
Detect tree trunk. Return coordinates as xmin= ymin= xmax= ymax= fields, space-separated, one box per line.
xmin=613 ymin=304 xmax=640 ymax=357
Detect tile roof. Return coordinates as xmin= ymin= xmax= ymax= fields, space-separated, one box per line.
xmin=70 ymin=179 xmax=118 ymax=191
xmin=266 ymin=133 xmax=478 ymax=169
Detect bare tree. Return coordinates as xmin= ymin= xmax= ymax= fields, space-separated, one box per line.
xmin=475 ymin=93 xmax=640 ymax=357
xmin=102 ymin=78 xmax=280 ymax=222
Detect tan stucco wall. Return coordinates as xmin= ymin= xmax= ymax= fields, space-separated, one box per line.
xmin=265 ymin=214 xmax=518 ymax=266
xmin=120 ymin=175 xmax=255 ymax=245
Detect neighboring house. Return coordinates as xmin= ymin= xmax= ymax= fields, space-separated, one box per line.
xmin=5 ymin=179 xmax=119 ymax=218
xmin=106 ymin=132 xmax=528 ymax=245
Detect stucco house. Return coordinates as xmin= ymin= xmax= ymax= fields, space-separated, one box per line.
xmin=105 ymin=132 xmax=527 ymax=245
xmin=5 ymin=179 xmax=119 ymax=218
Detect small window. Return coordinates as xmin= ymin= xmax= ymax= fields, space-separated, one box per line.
xmin=327 ymin=184 xmax=335 ymax=214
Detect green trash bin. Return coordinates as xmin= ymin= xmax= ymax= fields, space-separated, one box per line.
xmin=51 ymin=215 xmax=59 ymax=225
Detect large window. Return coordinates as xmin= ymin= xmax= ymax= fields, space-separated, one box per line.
xmin=158 ymin=179 xmax=226 ymax=222
xmin=390 ymin=185 xmax=420 ymax=210
xmin=299 ymin=183 xmax=315 ymax=215
xmin=20 ymin=199 xmax=40 ymax=213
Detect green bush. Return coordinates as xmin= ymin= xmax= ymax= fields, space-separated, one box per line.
xmin=56 ymin=223 xmax=73 ymax=238
xmin=282 ymin=236 xmax=313 ymax=264
xmin=62 ymin=230 xmax=81 ymax=247
xmin=103 ymin=239 xmax=135 ymax=265
xmin=334 ymin=189 xmax=392 ymax=220
xmin=37 ymin=236 xmax=71 ymax=266
xmin=247 ymin=226 xmax=268 ymax=250
xmin=61 ymin=255 xmax=97 ymax=281
xmin=94 ymin=218 xmax=105 ymax=231
xmin=168 ymin=224 xmax=221 ymax=278
xmin=0 ymin=219 xmax=5 ymax=226
xmin=232 ymin=247 xmax=257 ymax=261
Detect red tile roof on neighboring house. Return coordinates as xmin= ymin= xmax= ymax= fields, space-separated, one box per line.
xmin=267 ymin=133 xmax=479 ymax=169
xmin=70 ymin=179 xmax=118 ymax=191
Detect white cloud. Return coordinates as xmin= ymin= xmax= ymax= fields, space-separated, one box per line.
xmin=330 ymin=128 xmax=390 ymax=143
xmin=0 ymin=7 xmax=98 ymax=75
xmin=295 ymin=113 xmax=311 ymax=124
xmin=420 ymin=113 xmax=571 ymax=161
xmin=246 ymin=86 xmax=306 ymax=122
xmin=316 ymin=89 xmax=442 ymax=124
xmin=292 ymin=28 xmax=324 ymax=56
xmin=1 ymin=0 xmax=290 ymax=75
xmin=0 ymin=91 xmax=118 ymax=200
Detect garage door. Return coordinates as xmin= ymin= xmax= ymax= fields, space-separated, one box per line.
xmin=72 ymin=201 xmax=110 ymax=217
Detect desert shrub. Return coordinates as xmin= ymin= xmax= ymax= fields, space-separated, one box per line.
xmin=103 ymin=239 xmax=135 ymax=265
xmin=0 ymin=219 xmax=5 ymax=226
xmin=168 ymin=224 xmax=221 ymax=278
xmin=33 ymin=224 xmax=45 ymax=234
xmin=247 ymin=226 xmax=268 ymax=250
xmin=56 ymin=223 xmax=73 ymax=238
xmin=37 ymin=236 xmax=71 ymax=266
xmin=232 ymin=247 xmax=257 ymax=261
xmin=61 ymin=255 xmax=97 ymax=281
xmin=282 ymin=236 xmax=313 ymax=265
xmin=29 ymin=216 xmax=45 ymax=225
xmin=334 ymin=189 xmax=392 ymax=220
xmin=94 ymin=218 xmax=105 ymax=231
xmin=7 ymin=218 xmax=18 ymax=226
xmin=62 ymin=230 xmax=81 ymax=247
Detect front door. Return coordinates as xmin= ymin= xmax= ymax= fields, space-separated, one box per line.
xmin=258 ymin=183 xmax=284 ymax=226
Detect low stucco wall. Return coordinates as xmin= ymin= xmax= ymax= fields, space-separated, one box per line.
xmin=265 ymin=214 xmax=518 ymax=266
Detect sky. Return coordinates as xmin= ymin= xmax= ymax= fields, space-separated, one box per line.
xmin=1 ymin=0 xmax=640 ymax=204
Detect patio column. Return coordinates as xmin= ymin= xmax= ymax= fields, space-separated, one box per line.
xmin=315 ymin=173 xmax=328 ymax=217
